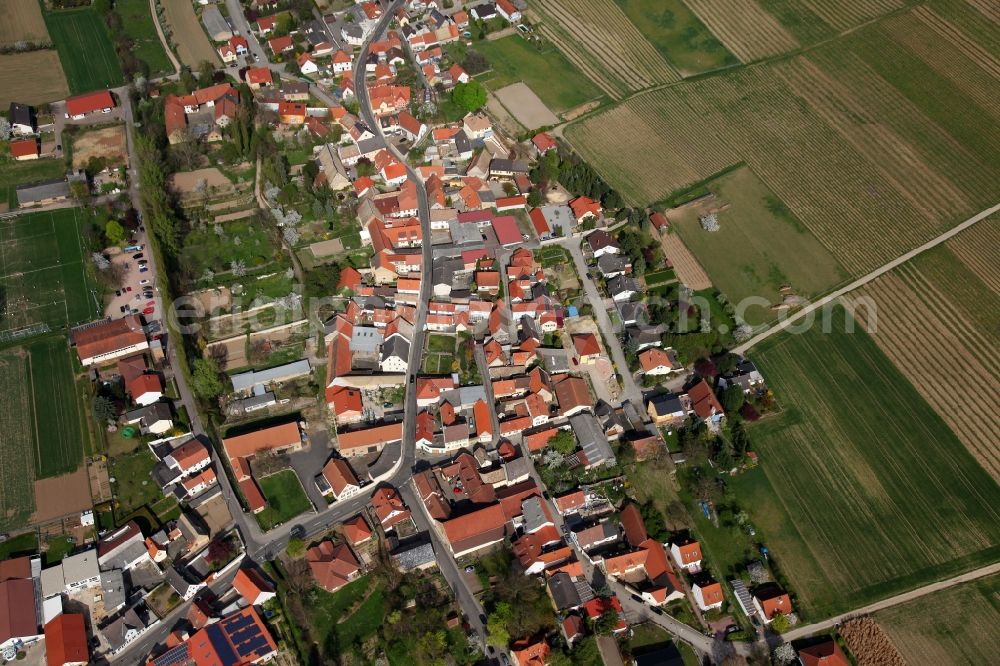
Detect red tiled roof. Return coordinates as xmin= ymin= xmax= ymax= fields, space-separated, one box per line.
xmin=72 ymin=315 xmax=146 ymax=364
xmin=323 ymin=458 xmax=359 ymax=496
xmin=572 ymin=333 xmax=600 ymax=356
xmin=9 ymin=139 xmax=38 ymax=159
xmin=307 ymin=541 xmax=360 ymax=592
xmin=65 ymin=90 xmax=114 ymax=116
xmin=336 ymin=422 xmax=402 ymax=452
xmin=688 ymin=380 xmax=724 ymax=420
xmin=223 ymin=422 xmax=300 ymax=460
xmin=233 ymin=567 xmax=274 ymax=606
xmin=528 ymin=208 xmax=550 ymax=236
xmin=532 ymin=132 xmax=557 ymax=153
xmin=44 ymin=613 xmax=88 ymax=666
xmin=620 ymin=504 xmax=647 ymax=548
xmin=0 ymin=579 xmax=37 ymax=644
xmin=342 ymin=515 xmax=373 ymax=545
xmin=798 ymin=640 xmax=850 ymax=666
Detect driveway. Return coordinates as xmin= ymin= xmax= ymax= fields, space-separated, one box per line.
xmin=557 ymin=237 xmax=643 ymax=406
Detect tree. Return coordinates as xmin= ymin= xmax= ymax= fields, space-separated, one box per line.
xmin=770 ymin=613 xmax=790 ymax=633
xmin=721 ymin=384 xmax=745 ymax=414
xmin=593 ymin=605 xmax=620 ymax=635
xmin=197 ymin=60 xmax=216 ymax=87
xmin=548 ymin=430 xmax=576 ymax=455
xmin=92 ymin=395 xmax=116 ymax=422
xmin=462 ymin=49 xmax=489 ymax=75
xmin=191 ymin=357 xmax=225 ymax=400
xmin=355 ymin=158 xmax=375 ymax=178
xmin=526 ymin=188 xmax=542 ymax=208
xmin=486 ymin=602 xmax=512 ymax=647
xmin=286 ymin=538 xmax=305 ymax=558
xmin=179 ymin=66 xmax=196 ymax=93
xmin=104 ymin=219 xmax=126 ymax=246
xmin=69 ymin=180 xmax=90 ymax=203
xmin=730 ymin=420 xmax=751 ymax=455
xmin=451 ymin=81 xmax=486 ymax=112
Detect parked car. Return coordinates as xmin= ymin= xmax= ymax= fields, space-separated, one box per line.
xmin=132 ymin=253 xmax=144 ymax=260
xmin=119 ymin=305 xmax=127 ymax=313
xmin=464 ymin=565 xmax=475 ymax=573
xmin=142 ymin=306 xmax=154 ymax=315
xmin=139 ymin=267 xmax=149 ymax=273
xmin=115 ymin=289 xmax=122 ymax=296
xmin=137 ymin=260 xmax=148 ymax=267
xmin=126 ymin=286 xmax=132 ymax=292
xmin=139 ymin=279 xmax=150 ymax=285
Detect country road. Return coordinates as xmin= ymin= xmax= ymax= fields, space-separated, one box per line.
xmin=782 ymin=560 xmax=1000 ymax=642
xmin=734 ymin=201 xmax=1000 ymax=354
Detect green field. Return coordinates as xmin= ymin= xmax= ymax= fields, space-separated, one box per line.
xmin=756 ymin=0 xmax=836 ymax=44
xmin=612 ymin=0 xmax=737 ymax=75
xmin=44 ymin=8 xmax=124 ymax=93
xmin=0 ymin=533 xmax=38 ymax=560
xmin=117 ymin=0 xmax=173 ymax=76
xmin=877 ymin=573 xmax=1000 ymax=666
xmin=670 ymin=166 xmax=847 ymax=325
xmin=0 ymin=157 xmax=66 ymax=209
xmin=459 ymin=36 xmax=601 ymax=113
xmin=0 ymin=335 xmax=88 ymax=530
xmin=0 ymin=347 xmax=39 ymax=529
xmin=28 ymin=336 xmax=87 ymax=477
xmin=735 ymin=306 xmax=1000 ymax=618
xmin=110 ymin=448 xmax=162 ymax=517
xmin=0 ymin=208 xmax=101 ymax=334
xmin=257 ymin=470 xmax=312 ymax=530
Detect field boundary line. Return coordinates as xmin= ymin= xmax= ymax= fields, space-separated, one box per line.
xmin=735 ymin=201 xmax=1000 ymax=354
xmin=785 ymin=560 xmax=1000 ymax=641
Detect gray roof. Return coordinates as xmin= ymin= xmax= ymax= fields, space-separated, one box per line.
xmin=448 ymin=220 xmax=484 ymax=245
xmin=537 ymin=349 xmax=571 ymax=373
xmin=489 ymin=158 xmax=528 ymax=173
xmin=100 ymin=541 xmax=149 ymax=572
xmin=569 ymin=413 xmax=615 ymax=467
xmin=102 ymin=604 xmax=154 ymax=652
xmin=357 ymin=137 xmax=382 ymax=155
xmin=503 ymin=457 xmax=532 ymax=484
xmin=616 ymin=301 xmax=648 ymax=325
xmin=16 ymin=179 xmax=69 ymax=206
xmin=626 ymin=326 xmax=661 ymax=347
xmin=440 ymin=385 xmax=487 ymax=409
xmin=230 ymin=359 xmax=312 ymax=392
xmin=9 ymin=102 xmax=35 ymax=129
xmin=381 ymin=335 xmax=410 ymax=362
xmin=101 ymin=569 xmax=126 ymax=612
xmin=392 ymin=540 xmax=436 ymax=571
xmin=350 ymin=326 xmax=384 ymax=353
xmin=61 ymin=549 xmax=100 ymax=586
xmin=239 ymin=392 xmax=277 ymax=410
xmin=454 ymin=130 xmax=471 ymax=156
xmin=165 ymin=568 xmax=195 ymax=596
xmin=201 ymin=6 xmax=231 ymax=38
xmin=597 ymin=254 xmax=628 ymax=275
xmin=649 ymin=393 xmax=685 ymax=417
xmin=521 ymin=496 xmax=549 ymax=533
xmin=547 ymin=571 xmax=582 ymax=610
xmin=607 ymin=275 xmax=639 ymax=297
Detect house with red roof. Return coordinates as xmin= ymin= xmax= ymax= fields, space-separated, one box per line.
xmin=342 ymin=515 xmax=373 ymax=546
xmin=71 ymin=315 xmax=148 ymax=366
xmin=510 ymin=637 xmax=549 ymax=666
xmin=297 ymin=52 xmax=319 ymax=75
xmin=9 ymin=138 xmax=39 ymax=161
xmin=218 ymin=35 xmax=249 ymax=63
xmin=639 ymin=347 xmax=681 ymax=376
xmin=44 ymin=613 xmax=88 ymax=666
xmin=268 ymin=34 xmax=294 ymax=55
xmin=233 ymin=566 xmax=276 ymax=607
xmin=497 ymin=0 xmax=522 ymax=22
xmin=326 ymin=385 xmax=364 ymax=424
xmin=798 ymin=639 xmax=850 ymax=666
xmin=752 ymin=585 xmax=793 ymax=623
xmin=244 ymin=66 xmax=273 ymax=89
xmin=582 ymin=596 xmax=628 ymax=635
xmin=532 ymin=132 xmax=557 ymax=155
xmin=320 ymin=457 xmax=362 ymax=501
xmin=572 ymin=333 xmax=601 ymax=364
xmin=669 ymin=536 xmax=702 ymax=572
xmin=570 ymin=196 xmax=602 ymax=224
xmin=278 ymin=101 xmax=307 ymax=125
xmin=687 ymin=379 xmax=725 ymax=430
xmin=692 ymin=580 xmax=724 ymax=611
xmin=491 ymin=215 xmax=523 ymax=247
xmin=306 ymin=541 xmax=361 ymax=592
xmin=370 ymin=486 xmax=412 ymax=530
xmin=64 ymin=90 xmax=115 ymax=119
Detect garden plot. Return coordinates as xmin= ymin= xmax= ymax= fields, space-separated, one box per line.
xmin=493 ymin=83 xmax=559 ymax=129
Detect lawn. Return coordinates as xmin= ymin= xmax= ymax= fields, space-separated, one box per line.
xmin=643 ymin=269 xmax=675 ymax=286
xmin=110 ymin=448 xmax=162 ymax=517
xmin=256 ymin=470 xmax=312 ymax=531
xmin=460 ymin=36 xmax=601 ymax=113
xmin=303 ymin=576 xmax=385 ymax=659
xmin=736 ymin=306 xmax=1000 ymax=619
xmin=0 ymin=156 xmax=66 ymax=209
xmin=0 ymin=207 xmax=101 ymax=333
xmin=536 ymin=246 xmax=571 ymax=269
xmin=670 ymin=166 xmax=847 ymax=325
xmin=116 ymin=0 xmax=173 ymax=76
xmin=876 ymin=573 xmax=1000 ymax=666
xmin=426 ymin=334 xmax=455 ymax=354
xmin=44 ymin=8 xmax=123 ymax=93
xmin=0 ymin=533 xmax=38 ymax=560
xmin=43 ymin=535 xmax=75 ymax=565
xmin=611 ymin=0 xmax=738 ymax=75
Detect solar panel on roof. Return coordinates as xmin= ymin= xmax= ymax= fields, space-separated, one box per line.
xmin=206 ymin=624 xmax=239 ymax=666
xmin=239 ymin=636 xmax=270 ymax=656
xmin=152 ymin=644 xmax=190 ymax=666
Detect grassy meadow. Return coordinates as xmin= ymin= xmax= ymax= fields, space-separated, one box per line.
xmin=455 ymin=37 xmax=601 ymax=113
xmin=611 ymin=0 xmax=737 ymax=74
xmin=735 ymin=306 xmax=1000 ymax=618
xmin=670 ymin=166 xmax=847 ymax=325
xmin=116 ymin=0 xmax=173 ymax=75
xmin=44 ymin=8 xmax=123 ymax=93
